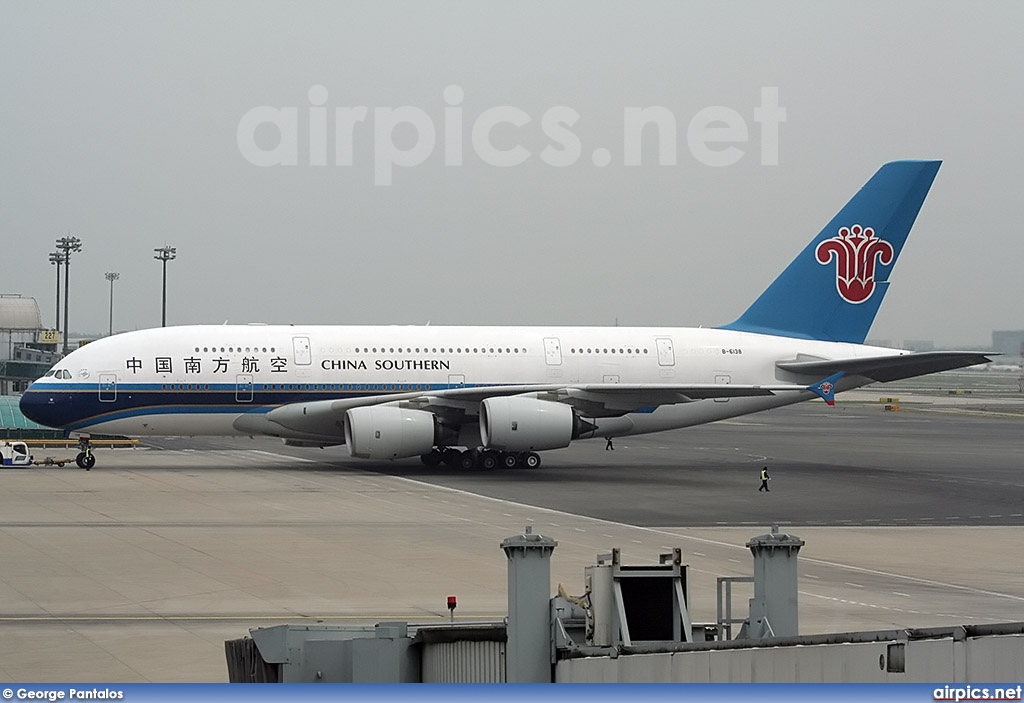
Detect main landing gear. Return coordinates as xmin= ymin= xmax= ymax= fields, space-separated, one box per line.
xmin=420 ymin=448 xmax=542 ymax=470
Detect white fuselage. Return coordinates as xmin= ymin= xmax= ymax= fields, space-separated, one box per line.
xmin=24 ymin=324 xmax=895 ymax=440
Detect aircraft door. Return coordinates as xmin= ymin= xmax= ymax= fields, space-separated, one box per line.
xmin=655 ymin=338 xmax=675 ymax=366
xmin=715 ymin=373 xmax=731 ymax=403
xmin=293 ymin=336 xmax=312 ymax=365
xmin=543 ymin=337 xmax=562 ymax=365
xmin=98 ymin=374 xmax=117 ymax=402
xmin=236 ymin=374 xmax=254 ymax=403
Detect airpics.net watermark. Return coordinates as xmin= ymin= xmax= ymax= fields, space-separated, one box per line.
xmin=236 ymin=86 xmax=785 ymax=185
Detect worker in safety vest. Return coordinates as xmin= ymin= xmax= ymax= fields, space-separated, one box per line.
xmin=759 ymin=466 xmax=771 ymax=492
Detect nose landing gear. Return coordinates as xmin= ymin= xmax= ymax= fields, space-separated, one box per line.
xmin=75 ymin=438 xmax=95 ymax=470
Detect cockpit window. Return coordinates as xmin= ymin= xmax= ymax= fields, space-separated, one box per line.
xmin=44 ymin=370 xmax=56 ymax=377
xmin=45 ymin=369 xmax=72 ymax=379
xmin=62 ymin=370 xmax=72 ymax=379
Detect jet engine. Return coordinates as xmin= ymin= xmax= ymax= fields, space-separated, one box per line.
xmin=480 ymin=396 xmax=583 ymax=452
xmin=344 ymin=406 xmax=438 ymax=460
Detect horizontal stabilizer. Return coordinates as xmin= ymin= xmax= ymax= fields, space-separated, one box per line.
xmin=777 ymin=351 xmax=995 ymax=384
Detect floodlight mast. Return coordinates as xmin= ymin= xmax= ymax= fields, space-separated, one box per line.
xmin=55 ymin=235 xmax=82 ymax=355
xmin=48 ymin=251 xmax=63 ymax=337
xmin=153 ymin=246 xmax=176 ymax=327
xmin=105 ymin=272 xmax=120 ymax=336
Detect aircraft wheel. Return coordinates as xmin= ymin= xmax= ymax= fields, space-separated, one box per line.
xmin=420 ymin=450 xmax=443 ymax=467
xmin=479 ymin=452 xmax=498 ymax=470
xmin=76 ymin=453 xmax=95 ymax=470
xmin=458 ymin=450 xmax=477 ymax=470
xmin=442 ymin=448 xmax=462 ymax=467
xmin=501 ymin=452 xmax=519 ymax=469
xmin=523 ymin=452 xmax=542 ymax=470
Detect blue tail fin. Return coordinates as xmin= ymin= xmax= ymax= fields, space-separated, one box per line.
xmin=719 ymin=160 xmax=941 ymax=343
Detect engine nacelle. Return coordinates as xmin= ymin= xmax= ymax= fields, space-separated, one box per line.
xmin=344 ymin=406 xmax=437 ymax=459
xmin=480 ymin=396 xmax=576 ymax=452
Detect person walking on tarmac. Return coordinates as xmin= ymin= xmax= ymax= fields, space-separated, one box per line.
xmin=606 ymin=437 xmax=614 ymax=451
xmin=759 ymin=466 xmax=771 ymax=492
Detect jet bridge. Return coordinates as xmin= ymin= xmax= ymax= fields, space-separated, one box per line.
xmin=584 ymin=547 xmax=695 ymax=647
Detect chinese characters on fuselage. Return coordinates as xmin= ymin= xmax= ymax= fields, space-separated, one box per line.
xmin=123 ymin=356 xmax=453 ymax=375
xmin=125 ymin=356 xmax=288 ymax=374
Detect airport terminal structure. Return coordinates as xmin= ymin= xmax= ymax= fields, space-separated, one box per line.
xmin=225 ymin=524 xmax=1024 ymax=683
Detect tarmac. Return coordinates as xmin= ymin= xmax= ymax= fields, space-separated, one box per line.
xmin=1 ymin=373 xmax=1022 ymax=682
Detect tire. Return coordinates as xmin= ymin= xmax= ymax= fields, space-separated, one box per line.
xmin=76 ymin=453 xmax=95 ymax=470
xmin=523 ymin=452 xmax=542 ymax=469
xmin=479 ymin=452 xmax=498 ymax=470
xmin=420 ymin=451 xmax=442 ymax=467
xmin=458 ymin=451 xmax=476 ymax=470
xmin=501 ymin=452 xmax=520 ymax=469
xmin=442 ymin=448 xmax=462 ymax=467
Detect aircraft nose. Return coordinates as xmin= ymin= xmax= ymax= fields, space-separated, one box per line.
xmin=19 ymin=385 xmax=64 ymax=429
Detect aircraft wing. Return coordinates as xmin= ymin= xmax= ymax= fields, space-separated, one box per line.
xmin=424 ymin=382 xmax=787 ymax=403
xmin=431 ymin=383 xmax=795 ymax=418
xmin=233 ymin=382 xmax=808 ymax=441
xmin=776 ymin=351 xmax=995 ymax=383
xmin=236 ymin=351 xmax=994 ymax=444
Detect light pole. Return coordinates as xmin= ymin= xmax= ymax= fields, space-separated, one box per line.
xmin=105 ymin=272 xmax=120 ymax=336
xmin=55 ymin=235 xmax=82 ymax=355
xmin=48 ymin=252 xmax=63 ymax=336
xmin=153 ymin=246 xmax=176 ymax=327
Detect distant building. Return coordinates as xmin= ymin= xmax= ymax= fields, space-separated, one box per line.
xmin=0 ymin=294 xmax=56 ymax=395
xmin=902 ymin=339 xmax=935 ymax=352
xmin=992 ymin=330 xmax=1024 ymax=357
xmin=865 ymin=338 xmax=894 ymax=349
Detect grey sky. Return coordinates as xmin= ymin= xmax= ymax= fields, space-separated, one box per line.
xmin=2 ymin=1 xmax=1021 ymax=347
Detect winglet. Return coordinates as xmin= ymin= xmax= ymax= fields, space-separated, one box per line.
xmin=808 ymin=372 xmax=845 ymax=406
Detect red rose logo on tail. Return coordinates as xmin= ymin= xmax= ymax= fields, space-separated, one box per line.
xmin=815 ymin=225 xmax=894 ymax=304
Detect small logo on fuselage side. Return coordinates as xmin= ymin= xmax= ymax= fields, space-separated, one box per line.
xmin=814 ymin=224 xmax=894 ymax=304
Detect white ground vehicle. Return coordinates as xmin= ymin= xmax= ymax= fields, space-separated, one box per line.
xmin=1 ymin=439 xmax=95 ymax=469
xmin=1 ymin=441 xmax=33 ymax=467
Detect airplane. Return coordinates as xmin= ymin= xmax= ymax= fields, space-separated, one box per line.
xmin=20 ymin=160 xmax=993 ymax=470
